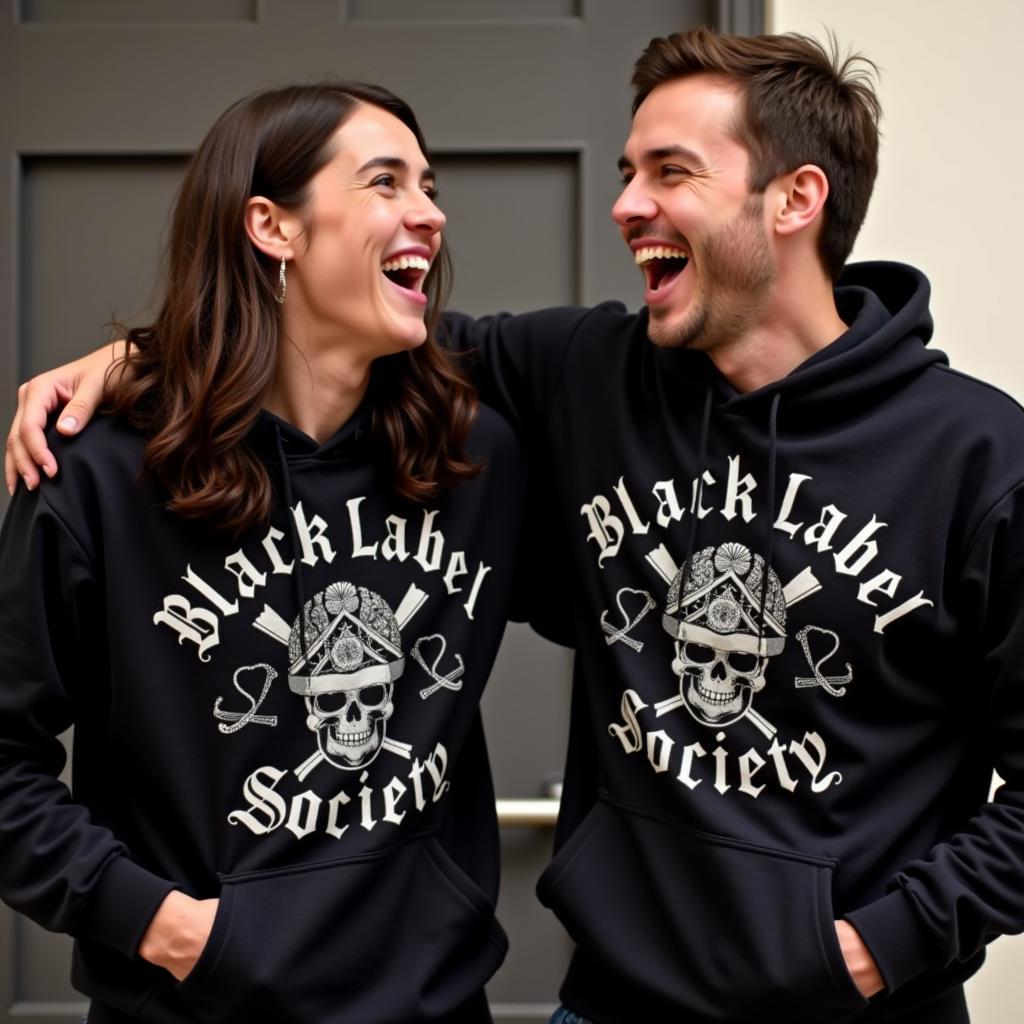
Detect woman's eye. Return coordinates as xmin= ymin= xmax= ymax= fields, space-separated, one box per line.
xmin=423 ymin=186 xmax=439 ymax=200
xmin=371 ymin=173 xmax=397 ymax=190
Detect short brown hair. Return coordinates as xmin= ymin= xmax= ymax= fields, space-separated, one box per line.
xmin=632 ymin=27 xmax=881 ymax=280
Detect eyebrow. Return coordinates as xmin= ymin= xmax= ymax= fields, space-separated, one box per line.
xmin=617 ymin=145 xmax=704 ymax=172
xmin=356 ymin=155 xmax=436 ymax=182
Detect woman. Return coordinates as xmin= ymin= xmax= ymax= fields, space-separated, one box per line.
xmin=0 ymin=83 xmax=523 ymax=1024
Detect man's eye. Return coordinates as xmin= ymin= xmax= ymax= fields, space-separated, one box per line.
xmin=660 ymin=165 xmax=688 ymax=178
xmin=619 ymin=173 xmax=635 ymax=186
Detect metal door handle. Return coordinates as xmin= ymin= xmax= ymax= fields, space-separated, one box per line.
xmin=496 ymin=798 xmax=560 ymax=827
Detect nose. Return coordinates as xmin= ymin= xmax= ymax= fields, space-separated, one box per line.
xmin=406 ymin=190 xmax=446 ymax=236
xmin=611 ymin=175 xmax=658 ymax=228
xmin=711 ymin=658 xmax=728 ymax=681
xmin=346 ymin=697 xmax=362 ymax=723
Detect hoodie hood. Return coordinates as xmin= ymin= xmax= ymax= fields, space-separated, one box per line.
xmin=248 ymin=403 xmax=373 ymax=462
xmin=653 ymin=260 xmax=946 ymax=418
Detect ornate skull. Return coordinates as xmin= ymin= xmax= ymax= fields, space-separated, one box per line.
xmin=672 ymin=641 xmax=767 ymax=725
xmin=663 ymin=543 xmax=786 ymax=728
xmin=305 ymin=681 xmax=394 ymax=769
xmin=287 ymin=581 xmax=404 ymax=770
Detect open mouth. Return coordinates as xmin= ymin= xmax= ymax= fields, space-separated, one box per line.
xmin=381 ymin=254 xmax=430 ymax=303
xmin=635 ymin=245 xmax=690 ymax=293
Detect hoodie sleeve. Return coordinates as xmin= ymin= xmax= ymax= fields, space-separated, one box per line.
xmin=442 ymin=306 xmax=616 ymax=650
xmin=0 ymin=485 xmax=176 ymax=958
xmin=441 ymin=305 xmax=617 ymax=430
xmin=845 ymin=481 xmax=1024 ymax=993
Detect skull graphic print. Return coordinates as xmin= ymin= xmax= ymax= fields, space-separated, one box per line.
xmin=662 ymin=543 xmax=786 ymax=728
xmin=288 ymin=581 xmax=404 ymax=770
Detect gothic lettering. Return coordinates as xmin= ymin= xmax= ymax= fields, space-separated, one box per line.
xmin=228 ymin=742 xmax=451 ymax=840
xmin=581 ymin=494 xmax=625 ymax=567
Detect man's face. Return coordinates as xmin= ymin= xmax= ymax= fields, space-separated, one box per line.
xmin=613 ymin=75 xmax=775 ymax=351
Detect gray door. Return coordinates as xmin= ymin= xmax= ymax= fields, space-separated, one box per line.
xmin=0 ymin=2 xmax=760 ymax=1021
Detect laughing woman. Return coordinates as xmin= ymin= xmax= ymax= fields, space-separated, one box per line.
xmin=0 ymin=84 xmax=522 ymax=1024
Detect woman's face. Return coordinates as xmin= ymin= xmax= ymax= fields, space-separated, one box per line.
xmin=287 ymin=103 xmax=445 ymax=356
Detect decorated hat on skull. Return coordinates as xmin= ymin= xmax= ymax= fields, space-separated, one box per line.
xmin=663 ymin=542 xmax=786 ymax=655
xmin=288 ymin=581 xmax=404 ymax=771
xmin=288 ymin=581 xmax=404 ymax=695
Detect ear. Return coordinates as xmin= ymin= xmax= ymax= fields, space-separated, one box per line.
xmin=244 ymin=196 xmax=301 ymax=261
xmin=770 ymin=164 xmax=829 ymax=239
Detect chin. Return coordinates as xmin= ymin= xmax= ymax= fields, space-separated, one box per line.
xmin=646 ymin=308 xmax=705 ymax=350
xmin=646 ymin=315 xmax=678 ymax=348
xmin=374 ymin=317 xmax=429 ymax=356
xmin=396 ymin=324 xmax=429 ymax=351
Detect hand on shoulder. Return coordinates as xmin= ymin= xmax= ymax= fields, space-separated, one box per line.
xmin=5 ymin=341 xmax=130 ymax=495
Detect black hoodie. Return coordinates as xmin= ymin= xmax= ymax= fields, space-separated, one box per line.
xmin=445 ymin=261 xmax=1024 ymax=1023
xmin=0 ymin=402 xmax=524 ymax=1024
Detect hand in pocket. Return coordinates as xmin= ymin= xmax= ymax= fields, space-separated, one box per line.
xmin=139 ymin=890 xmax=220 ymax=981
xmin=835 ymin=920 xmax=885 ymax=998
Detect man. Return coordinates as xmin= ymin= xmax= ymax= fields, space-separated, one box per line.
xmin=9 ymin=27 xmax=1024 ymax=1024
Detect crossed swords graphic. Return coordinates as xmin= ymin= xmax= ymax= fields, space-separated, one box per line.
xmin=293 ymin=636 xmax=465 ymax=780
xmin=599 ymin=586 xmax=777 ymax=737
xmin=630 ymin=564 xmax=845 ymax=741
xmin=648 ymin=628 xmax=851 ymax=741
xmin=292 ymin=734 xmax=415 ymax=782
xmin=652 ymin=691 xmax=779 ymax=740
xmin=214 ymin=584 xmax=464 ymax=781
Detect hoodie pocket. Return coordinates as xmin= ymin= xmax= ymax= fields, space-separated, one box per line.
xmin=537 ymin=796 xmax=869 ymax=1023
xmin=172 ymin=836 xmax=507 ymax=1024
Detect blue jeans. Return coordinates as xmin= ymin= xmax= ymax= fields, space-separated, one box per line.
xmin=548 ymin=1009 xmax=590 ymax=1024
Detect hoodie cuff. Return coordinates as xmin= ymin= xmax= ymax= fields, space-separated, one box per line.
xmin=81 ymin=857 xmax=178 ymax=958
xmin=844 ymin=888 xmax=937 ymax=994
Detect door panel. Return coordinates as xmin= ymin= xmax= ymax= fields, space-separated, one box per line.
xmin=1 ymin=2 xmax=762 ymax=1019
xmin=21 ymin=157 xmax=183 ymax=375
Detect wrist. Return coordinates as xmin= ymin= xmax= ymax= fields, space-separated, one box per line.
xmin=836 ymin=919 xmax=885 ymax=999
xmin=138 ymin=891 xmax=218 ymax=981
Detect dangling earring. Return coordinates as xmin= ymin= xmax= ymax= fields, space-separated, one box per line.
xmin=275 ymin=256 xmax=287 ymax=304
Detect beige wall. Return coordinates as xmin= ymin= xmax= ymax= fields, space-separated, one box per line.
xmin=769 ymin=0 xmax=1024 ymax=388
xmin=767 ymin=4 xmax=1024 ymax=1020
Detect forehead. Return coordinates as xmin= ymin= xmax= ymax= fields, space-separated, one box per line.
xmin=624 ymin=75 xmax=747 ymax=165
xmin=328 ymin=103 xmax=430 ymax=171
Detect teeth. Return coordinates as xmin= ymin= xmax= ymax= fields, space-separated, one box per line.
xmin=333 ymin=725 xmax=373 ymax=745
xmin=381 ymin=255 xmax=430 ymax=273
xmin=634 ymin=246 xmax=689 ymax=265
xmin=689 ymin=678 xmax=740 ymax=704
xmin=697 ymin=686 xmax=735 ymax=704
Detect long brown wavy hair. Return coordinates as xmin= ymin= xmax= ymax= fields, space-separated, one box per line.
xmin=109 ymin=82 xmax=480 ymax=534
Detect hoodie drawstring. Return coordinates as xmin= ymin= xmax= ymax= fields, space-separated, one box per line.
xmin=680 ymin=387 xmax=714 ymax=595
xmin=756 ymin=392 xmax=782 ymax=654
xmin=674 ymin=386 xmax=783 ymax=656
xmin=275 ymin=425 xmax=309 ymax=666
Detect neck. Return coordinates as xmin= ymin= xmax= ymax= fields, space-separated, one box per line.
xmin=265 ymin=312 xmax=373 ymax=443
xmin=709 ymin=264 xmax=847 ymax=394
